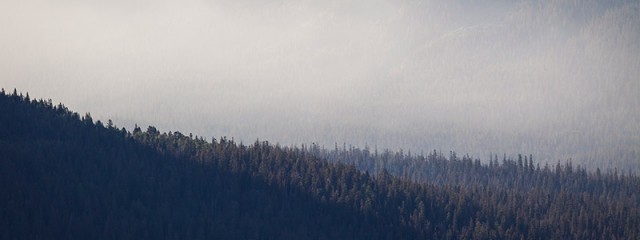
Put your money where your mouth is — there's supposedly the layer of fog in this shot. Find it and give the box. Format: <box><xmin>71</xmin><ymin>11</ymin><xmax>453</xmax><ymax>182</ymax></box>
<box><xmin>1</xmin><ymin>0</ymin><xmax>639</xmax><ymax>170</ymax></box>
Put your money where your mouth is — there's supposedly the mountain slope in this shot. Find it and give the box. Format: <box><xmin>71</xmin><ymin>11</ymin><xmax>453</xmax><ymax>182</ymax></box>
<box><xmin>0</xmin><ymin>90</ymin><xmax>421</xmax><ymax>239</ymax></box>
<box><xmin>1</xmin><ymin>89</ymin><xmax>639</xmax><ymax>239</ymax></box>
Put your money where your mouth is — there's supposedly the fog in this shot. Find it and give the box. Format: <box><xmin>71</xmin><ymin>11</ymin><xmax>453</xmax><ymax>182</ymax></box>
<box><xmin>2</xmin><ymin>0</ymin><xmax>639</xmax><ymax>170</ymax></box>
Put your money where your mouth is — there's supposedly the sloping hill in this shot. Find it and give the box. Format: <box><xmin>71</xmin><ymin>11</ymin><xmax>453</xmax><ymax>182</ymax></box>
<box><xmin>0</xmin><ymin>90</ymin><xmax>423</xmax><ymax>239</ymax></box>
<box><xmin>1</xmin><ymin>89</ymin><xmax>639</xmax><ymax>239</ymax></box>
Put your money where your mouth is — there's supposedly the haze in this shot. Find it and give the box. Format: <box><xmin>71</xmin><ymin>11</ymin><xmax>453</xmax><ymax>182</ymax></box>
<box><xmin>2</xmin><ymin>0</ymin><xmax>639</xmax><ymax>170</ymax></box>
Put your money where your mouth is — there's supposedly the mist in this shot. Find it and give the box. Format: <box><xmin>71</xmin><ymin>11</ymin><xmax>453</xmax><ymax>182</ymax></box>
<box><xmin>1</xmin><ymin>0</ymin><xmax>639</xmax><ymax>170</ymax></box>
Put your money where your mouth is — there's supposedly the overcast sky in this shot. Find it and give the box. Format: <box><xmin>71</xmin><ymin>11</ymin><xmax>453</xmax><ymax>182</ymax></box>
<box><xmin>2</xmin><ymin>0</ymin><xmax>639</xmax><ymax>169</ymax></box>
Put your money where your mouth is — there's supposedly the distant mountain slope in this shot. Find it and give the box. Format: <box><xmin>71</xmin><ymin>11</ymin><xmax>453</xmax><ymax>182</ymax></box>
<box><xmin>1</xmin><ymin>89</ymin><xmax>639</xmax><ymax>239</ymax></box>
<box><xmin>3</xmin><ymin>0</ymin><xmax>639</xmax><ymax>172</ymax></box>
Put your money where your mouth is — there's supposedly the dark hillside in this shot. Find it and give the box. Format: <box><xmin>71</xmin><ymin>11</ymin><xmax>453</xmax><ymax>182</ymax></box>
<box><xmin>0</xmin><ymin>90</ymin><xmax>419</xmax><ymax>239</ymax></box>
<box><xmin>1</xmin><ymin>89</ymin><xmax>639</xmax><ymax>239</ymax></box>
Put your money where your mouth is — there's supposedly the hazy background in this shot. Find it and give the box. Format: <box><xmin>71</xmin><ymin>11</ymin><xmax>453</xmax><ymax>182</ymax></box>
<box><xmin>2</xmin><ymin>0</ymin><xmax>639</xmax><ymax>170</ymax></box>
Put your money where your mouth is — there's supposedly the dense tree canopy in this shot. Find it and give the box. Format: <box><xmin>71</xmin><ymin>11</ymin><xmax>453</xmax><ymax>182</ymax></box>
<box><xmin>1</xmin><ymin>89</ymin><xmax>639</xmax><ymax>239</ymax></box>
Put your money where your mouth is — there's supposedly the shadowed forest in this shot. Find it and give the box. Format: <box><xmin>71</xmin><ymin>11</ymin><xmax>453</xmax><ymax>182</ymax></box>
<box><xmin>2</xmin><ymin>90</ymin><xmax>639</xmax><ymax>239</ymax></box>
<box><xmin>2</xmin><ymin>0</ymin><xmax>639</xmax><ymax>239</ymax></box>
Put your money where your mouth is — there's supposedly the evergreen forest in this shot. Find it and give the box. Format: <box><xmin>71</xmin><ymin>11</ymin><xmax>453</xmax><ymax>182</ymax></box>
<box><xmin>1</xmin><ymin>89</ymin><xmax>639</xmax><ymax>239</ymax></box>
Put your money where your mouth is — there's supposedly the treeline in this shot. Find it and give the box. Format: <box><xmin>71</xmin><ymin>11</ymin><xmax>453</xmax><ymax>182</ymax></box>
<box><xmin>1</xmin><ymin>89</ymin><xmax>639</xmax><ymax>239</ymax></box>
<box><xmin>313</xmin><ymin>144</ymin><xmax>639</xmax><ymax>196</ymax></box>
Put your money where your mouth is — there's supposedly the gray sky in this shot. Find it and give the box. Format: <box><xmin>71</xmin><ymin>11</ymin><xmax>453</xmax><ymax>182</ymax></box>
<box><xmin>2</xmin><ymin>0</ymin><xmax>639</xmax><ymax>170</ymax></box>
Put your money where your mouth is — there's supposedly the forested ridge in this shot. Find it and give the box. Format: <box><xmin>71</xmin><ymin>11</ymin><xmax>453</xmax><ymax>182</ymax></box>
<box><xmin>1</xmin><ymin>89</ymin><xmax>639</xmax><ymax>239</ymax></box>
